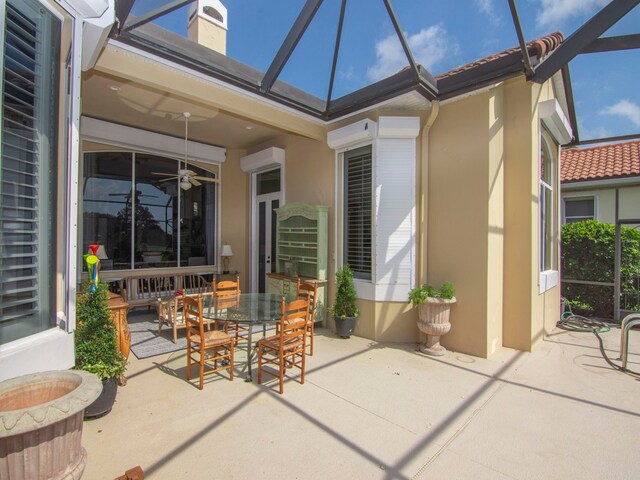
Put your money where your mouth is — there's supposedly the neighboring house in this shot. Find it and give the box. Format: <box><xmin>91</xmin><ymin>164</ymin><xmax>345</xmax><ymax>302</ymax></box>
<box><xmin>561</xmin><ymin>140</ymin><xmax>640</xmax><ymax>224</ymax></box>
<box><xmin>1</xmin><ymin>0</ymin><xmax>582</xmax><ymax>380</ymax></box>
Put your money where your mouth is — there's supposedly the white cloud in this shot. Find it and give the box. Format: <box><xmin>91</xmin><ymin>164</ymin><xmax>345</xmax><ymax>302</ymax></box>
<box><xmin>367</xmin><ymin>25</ymin><xmax>455</xmax><ymax>82</ymax></box>
<box><xmin>579</xmin><ymin>124</ymin><xmax>612</xmax><ymax>141</ymax></box>
<box><xmin>536</xmin><ymin>0</ymin><xmax>608</xmax><ymax>29</ymax></box>
<box><xmin>600</xmin><ymin>99</ymin><xmax>640</xmax><ymax>128</ymax></box>
<box><xmin>474</xmin><ymin>0</ymin><xmax>492</xmax><ymax>15</ymax></box>
<box><xmin>474</xmin><ymin>0</ymin><xmax>501</xmax><ymax>26</ymax></box>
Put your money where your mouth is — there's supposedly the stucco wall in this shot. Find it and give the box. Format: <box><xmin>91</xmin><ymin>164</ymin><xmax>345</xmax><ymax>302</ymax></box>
<box><xmin>562</xmin><ymin>185</ymin><xmax>640</xmax><ymax>224</ymax></box>
<box><xmin>427</xmin><ymin>91</ymin><xmax>494</xmax><ymax>358</ymax></box>
<box><xmin>503</xmin><ymin>78</ymin><xmax>561</xmax><ymax>351</ymax></box>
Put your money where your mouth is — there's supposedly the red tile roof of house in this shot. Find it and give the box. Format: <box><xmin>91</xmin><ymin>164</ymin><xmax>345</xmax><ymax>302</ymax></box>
<box><xmin>561</xmin><ymin>140</ymin><xmax>640</xmax><ymax>183</ymax></box>
<box><xmin>436</xmin><ymin>32</ymin><xmax>564</xmax><ymax>81</ymax></box>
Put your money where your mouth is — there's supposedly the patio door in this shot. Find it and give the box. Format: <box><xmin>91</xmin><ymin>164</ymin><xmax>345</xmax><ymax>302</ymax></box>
<box><xmin>251</xmin><ymin>169</ymin><xmax>282</xmax><ymax>292</ymax></box>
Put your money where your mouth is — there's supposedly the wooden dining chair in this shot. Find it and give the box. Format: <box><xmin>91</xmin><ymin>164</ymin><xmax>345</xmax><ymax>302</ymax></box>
<box><xmin>297</xmin><ymin>278</ymin><xmax>318</xmax><ymax>356</ymax></box>
<box><xmin>257</xmin><ymin>297</ymin><xmax>309</xmax><ymax>394</ymax></box>
<box><xmin>213</xmin><ymin>275</ymin><xmax>246</xmax><ymax>345</ymax></box>
<box><xmin>183</xmin><ymin>293</ymin><xmax>234</xmax><ymax>390</ymax></box>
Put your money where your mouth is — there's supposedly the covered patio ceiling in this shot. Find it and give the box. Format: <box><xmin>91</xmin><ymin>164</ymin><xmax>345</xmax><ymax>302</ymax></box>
<box><xmin>106</xmin><ymin>0</ymin><xmax>640</xmax><ymax>147</ymax></box>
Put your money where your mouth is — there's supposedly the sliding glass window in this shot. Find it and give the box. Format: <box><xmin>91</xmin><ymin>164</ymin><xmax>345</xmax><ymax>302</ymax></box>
<box><xmin>82</xmin><ymin>152</ymin><xmax>216</xmax><ymax>270</ymax></box>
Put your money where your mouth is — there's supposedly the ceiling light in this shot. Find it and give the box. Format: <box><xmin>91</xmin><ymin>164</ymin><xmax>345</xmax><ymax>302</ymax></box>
<box><xmin>245</xmin><ymin>125</ymin><xmax>254</xmax><ymax>130</ymax></box>
<box><xmin>109</xmin><ymin>85</ymin><xmax>120</xmax><ymax>91</ymax></box>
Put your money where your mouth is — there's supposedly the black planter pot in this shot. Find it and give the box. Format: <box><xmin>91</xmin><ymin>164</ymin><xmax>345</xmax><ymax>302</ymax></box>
<box><xmin>335</xmin><ymin>316</ymin><xmax>358</xmax><ymax>338</ymax></box>
<box><xmin>84</xmin><ymin>377</ymin><xmax>117</xmax><ymax>419</ymax></box>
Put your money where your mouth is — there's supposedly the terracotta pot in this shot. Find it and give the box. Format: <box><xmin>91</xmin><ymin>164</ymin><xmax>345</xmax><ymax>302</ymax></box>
<box><xmin>416</xmin><ymin>297</ymin><xmax>456</xmax><ymax>356</ymax></box>
<box><xmin>0</xmin><ymin>370</ymin><xmax>102</xmax><ymax>479</ymax></box>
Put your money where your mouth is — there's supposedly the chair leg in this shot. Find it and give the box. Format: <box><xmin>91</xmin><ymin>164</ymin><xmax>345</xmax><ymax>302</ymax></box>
<box><xmin>186</xmin><ymin>343</ymin><xmax>191</xmax><ymax>381</ymax></box>
<box><xmin>257</xmin><ymin>344</ymin><xmax>263</xmax><ymax>384</ymax></box>
<box><xmin>229</xmin><ymin>344</ymin><xmax>234</xmax><ymax>381</ymax></box>
<box><xmin>173</xmin><ymin>325</ymin><xmax>177</xmax><ymax>344</ymax></box>
<box><xmin>309</xmin><ymin>322</ymin><xmax>314</xmax><ymax>356</ymax></box>
<box><xmin>199</xmin><ymin>347</ymin><xmax>205</xmax><ymax>390</ymax></box>
<box><xmin>301</xmin><ymin>348</ymin><xmax>306</xmax><ymax>385</ymax></box>
<box><xmin>279</xmin><ymin>351</ymin><xmax>284</xmax><ymax>395</ymax></box>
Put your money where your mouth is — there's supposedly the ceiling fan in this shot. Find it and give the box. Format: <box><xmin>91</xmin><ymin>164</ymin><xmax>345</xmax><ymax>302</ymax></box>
<box><xmin>152</xmin><ymin>112</ymin><xmax>219</xmax><ymax>191</ymax></box>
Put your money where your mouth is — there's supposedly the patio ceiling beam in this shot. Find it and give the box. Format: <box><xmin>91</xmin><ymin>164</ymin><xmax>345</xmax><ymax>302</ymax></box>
<box><xmin>114</xmin><ymin>0</ymin><xmax>135</xmax><ymax>32</ymax></box>
<box><xmin>532</xmin><ymin>0</ymin><xmax>640</xmax><ymax>83</ymax></box>
<box><xmin>326</xmin><ymin>0</ymin><xmax>347</xmax><ymax>108</ymax></box>
<box><xmin>122</xmin><ymin>0</ymin><xmax>196</xmax><ymax>33</ymax></box>
<box><xmin>260</xmin><ymin>0</ymin><xmax>324</xmax><ymax>94</ymax></box>
<box><xmin>382</xmin><ymin>0</ymin><xmax>423</xmax><ymax>81</ymax></box>
<box><xmin>571</xmin><ymin>132</ymin><xmax>640</xmax><ymax>146</ymax></box>
<box><xmin>581</xmin><ymin>33</ymin><xmax>640</xmax><ymax>54</ymax></box>
<box><xmin>507</xmin><ymin>0</ymin><xmax>534</xmax><ymax>78</ymax></box>
<box><xmin>561</xmin><ymin>64</ymin><xmax>579</xmax><ymax>145</ymax></box>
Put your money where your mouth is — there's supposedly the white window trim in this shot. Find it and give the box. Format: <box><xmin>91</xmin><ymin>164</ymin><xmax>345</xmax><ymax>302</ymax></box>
<box><xmin>538</xmin><ymin>99</ymin><xmax>569</xmax><ymax>294</ymax></box>
<box><xmin>329</xmin><ymin>117</ymin><xmax>419</xmax><ymax>302</ymax></box>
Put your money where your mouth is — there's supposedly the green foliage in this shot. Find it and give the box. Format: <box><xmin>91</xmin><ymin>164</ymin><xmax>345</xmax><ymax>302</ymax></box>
<box><xmin>75</xmin><ymin>282</ymin><xmax>126</xmax><ymax>380</ymax></box>
<box><xmin>408</xmin><ymin>281</ymin><xmax>456</xmax><ymax>307</ymax></box>
<box><xmin>330</xmin><ymin>265</ymin><xmax>360</xmax><ymax>319</ymax></box>
<box><xmin>562</xmin><ymin>220</ymin><xmax>640</xmax><ymax>317</ymax></box>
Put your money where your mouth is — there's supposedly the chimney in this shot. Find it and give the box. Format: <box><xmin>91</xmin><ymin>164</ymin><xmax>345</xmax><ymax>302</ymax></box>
<box><xmin>187</xmin><ymin>0</ymin><xmax>227</xmax><ymax>55</ymax></box>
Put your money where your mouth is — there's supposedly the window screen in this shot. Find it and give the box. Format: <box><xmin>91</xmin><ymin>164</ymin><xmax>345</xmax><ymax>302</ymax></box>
<box><xmin>344</xmin><ymin>146</ymin><xmax>372</xmax><ymax>280</ymax></box>
<box><xmin>564</xmin><ymin>197</ymin><xmax>595</xmax><ymax>223</ymax></box>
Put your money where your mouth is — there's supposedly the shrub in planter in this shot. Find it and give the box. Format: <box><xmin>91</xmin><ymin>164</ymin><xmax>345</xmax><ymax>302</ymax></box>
<box><xmin>75</xmin><ymin>281</ymin><xmax>126</xmax><ymax>417</ymax></box>
<box><xmin>330</xmin><ymin>265</ymin><xmax>360</xmax><ymax>338</ymax></box>
<box><xmin>409</xmin><ymin>282</ymin><xmax>456</xmax><ymax>356</ymax></box>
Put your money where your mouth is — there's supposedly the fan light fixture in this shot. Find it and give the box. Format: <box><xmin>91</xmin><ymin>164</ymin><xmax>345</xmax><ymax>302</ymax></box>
<box><xmin>152</xmin><ymin>111</ymin><xmax>220</xmax><ymax>189</ymax></box>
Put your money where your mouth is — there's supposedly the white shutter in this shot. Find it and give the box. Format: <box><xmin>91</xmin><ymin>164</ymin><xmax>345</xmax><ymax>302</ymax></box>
<box><xmin>375</xmin><ymin>138</ymin><xmax>415</xmax><ymax>290</ymax></box>
<box><xmin>1</xmin><ymin>0</ymin><xmax>58</xmax><ymax>341</ymax></box>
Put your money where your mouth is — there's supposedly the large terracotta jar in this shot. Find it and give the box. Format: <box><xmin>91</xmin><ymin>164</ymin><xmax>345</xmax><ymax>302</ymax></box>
<box><xmin>0</xmin><ymin>370</ymin><xmax>102</xmax><ymax>479</ymax></box>
<box><xmin>416</xmin><ymin>297</ymin><xmax>457</xmax><ymax>356</ymax></box>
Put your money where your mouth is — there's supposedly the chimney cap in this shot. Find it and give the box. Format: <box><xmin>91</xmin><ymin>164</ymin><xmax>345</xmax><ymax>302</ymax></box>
<box><xmin>188</xmin><ymin>0</ymin><xmax>228</xmax><ymax>30</ymax></box>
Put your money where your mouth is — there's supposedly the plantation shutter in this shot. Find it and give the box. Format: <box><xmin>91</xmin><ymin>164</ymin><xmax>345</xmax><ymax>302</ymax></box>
<box><xmin>1</xmin><ymin>0</ymin><xmax>59</xmax><ymax>343</ymax></box>
<box><xmin>344</xmin><ymin>146</ymin><xmax>372</xmax><ymax>280</ymax></box>
<box><xmin>375</xmin><ymin>138</ymin><xmax>414</xmax><ymax>287</ymax></box>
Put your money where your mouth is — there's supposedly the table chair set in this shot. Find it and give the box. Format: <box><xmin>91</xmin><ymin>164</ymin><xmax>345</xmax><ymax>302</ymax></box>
<box><xmin>156</xmin><ymin>276</ymin><xmax>319</xmax><ymax>393</ymax></box>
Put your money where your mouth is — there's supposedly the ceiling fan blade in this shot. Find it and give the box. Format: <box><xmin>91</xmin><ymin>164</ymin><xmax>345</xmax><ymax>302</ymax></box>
<box><xmin>189</xmin><ymin>177</ymin><xmax>202</xmax><ymax>186</ymax></box>
<box><xmin>152</xmin><ymin>172</ymin><xmax>178</xmax><ymax>177</ymax></box>
<box><xmin>192</xmin><ymin>176</ymin><xmax>220</xmax><ymax>183</ymax></box>
<box><xmin>158</xmin><ymin>177</ymin><xmax>178</xmax><ymax>183</ymax></box>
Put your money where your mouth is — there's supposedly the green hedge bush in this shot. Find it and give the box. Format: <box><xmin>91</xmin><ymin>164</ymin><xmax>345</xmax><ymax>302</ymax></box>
<box><xmin>561</xmin><ymin>220</ymin><xmax>640</xmax><ymax>317</ymax></box>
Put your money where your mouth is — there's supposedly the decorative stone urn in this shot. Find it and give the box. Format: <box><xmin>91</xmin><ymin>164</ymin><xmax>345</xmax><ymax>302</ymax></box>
<box><xmin>0</xmin><ymin>370</ymin><xmax>102</xmax><ymax>480</ymax></box>
<box><xmin>416</xmin><ymin>297</ymin><xmax>457</xmax><ymax>356</ymax></box>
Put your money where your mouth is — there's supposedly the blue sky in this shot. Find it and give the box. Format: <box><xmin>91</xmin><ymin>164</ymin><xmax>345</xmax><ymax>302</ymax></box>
<box><xmin>133</xmin><ymin>0</ymin><xmax>640</xmax><ymax>142</ymax></box>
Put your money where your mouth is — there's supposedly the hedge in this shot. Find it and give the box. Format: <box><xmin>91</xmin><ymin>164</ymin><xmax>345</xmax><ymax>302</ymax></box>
<box><xmin>561</xmin><ymin>220</ymin><xmax>640</xmax><ymax>317</ymax></box>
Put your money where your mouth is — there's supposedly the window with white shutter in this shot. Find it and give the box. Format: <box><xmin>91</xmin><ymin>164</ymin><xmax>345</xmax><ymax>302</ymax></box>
<box><xmin>1</xmin><ymin>0</ymin><xmax>60</xmax><ymax>344</ymax></box>
<box><xmin>344</xmin><ymin>146</ymin><xmax>372</xmax><ymax>280</ymax></box>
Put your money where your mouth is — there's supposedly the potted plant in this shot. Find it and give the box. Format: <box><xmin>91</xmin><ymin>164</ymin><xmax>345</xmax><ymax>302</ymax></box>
<box><xmin>75</xmin><ymin>281</ymin><xmax>127</xmax><ymax>418</ymax></box>
<box><xmin>330</xmin><ymin>265</ymin><xmax>360</xmax><ymax>338</ymax></box>
<box><xmin>408</xmin><ymin>282</ymin><xmax>456</xmax><ymax>356</ymax></box>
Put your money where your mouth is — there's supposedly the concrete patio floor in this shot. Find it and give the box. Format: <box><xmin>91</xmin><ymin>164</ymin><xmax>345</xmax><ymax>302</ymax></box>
<box><xmin>82</xmin><ymin>322</ymin><xmax>640</xmax><ymax>480</ymax></box>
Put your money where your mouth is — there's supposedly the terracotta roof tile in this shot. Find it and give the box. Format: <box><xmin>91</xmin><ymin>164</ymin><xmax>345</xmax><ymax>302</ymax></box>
<box><xmin>561</xmin><ymin>140</ymin><xmax>640</xmax><ymax>183</ymax></box>
<box><xmin>435</xmin><ymin>32</ymin><xmax>564</xmax><ymax>81</ymax></box>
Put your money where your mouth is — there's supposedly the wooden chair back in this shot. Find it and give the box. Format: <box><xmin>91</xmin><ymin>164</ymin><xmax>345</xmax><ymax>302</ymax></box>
<box><xmin>279</xmin><ymin>297</ymin><xmax>309</xmax><ymax>346</ymax></box>
<box><xmin>213</xmin><ymin>275</ymin><xmax>240</xmax><ymax>297</ymax></box>
<box><xmin>183</xmin><ymin>294</ymin><xmax>205</xmax><ymax>340</ymax></box>
<box><xmin>297</xmin><ymin>279</ymin><xmax>318</xmax><ymax>355</ymax></box>
<box><xmin>213</xmin><ymin>276</ymin><xmax>243</xmax><ymax>342</ymax></box>
<box><xmin>296</xmin><ymin>279</ymin><xmax>318</xmax><ymax>322</ymax></box>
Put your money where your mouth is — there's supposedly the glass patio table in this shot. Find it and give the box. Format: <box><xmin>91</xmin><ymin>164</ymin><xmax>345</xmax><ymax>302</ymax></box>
<box><xmin>201</xmin><ymin>293</ymin><xmax>283</xmax><ymax>381</ymax></box>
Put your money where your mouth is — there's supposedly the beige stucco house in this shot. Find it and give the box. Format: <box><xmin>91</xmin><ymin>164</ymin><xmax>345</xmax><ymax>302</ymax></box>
<box><xmin>1</xmin><ymin>0</ymin><xmax>580</xmax><ymax>380</ymax></box>
<box><xmin>561</xmin><ymin>140</ymin><xmax>640</xmax><ymax>225</ymax></box>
